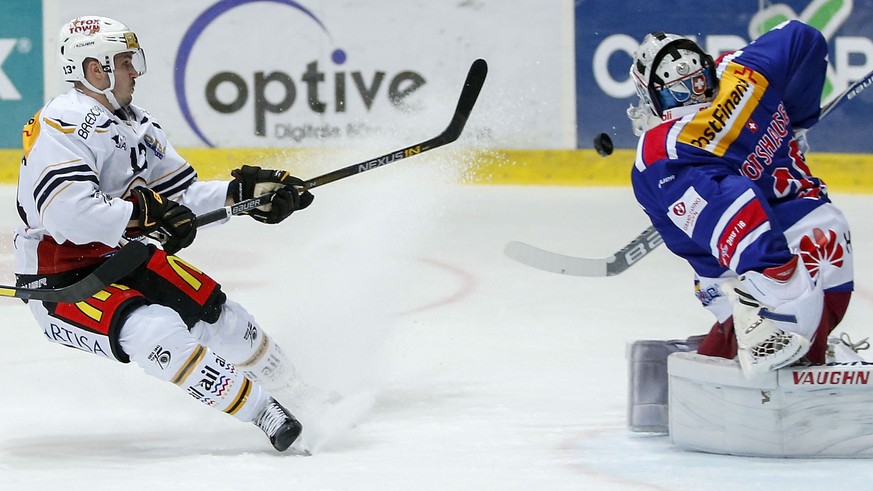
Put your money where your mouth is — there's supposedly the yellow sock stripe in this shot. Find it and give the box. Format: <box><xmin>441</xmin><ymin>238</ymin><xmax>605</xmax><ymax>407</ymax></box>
<box><xmin>171</xmin><ymin>344</ymin><xmax>207</xmax><ymax>385</ymax></box>
<box><xmin>224</xmin><ymin>377</ymin><xmax>252</xmax><ymax>416</ymax></box>
<box><xmin>236</xmin><ymin>334</ymin><xmax>269</xmax><ymax>368</ymax></box>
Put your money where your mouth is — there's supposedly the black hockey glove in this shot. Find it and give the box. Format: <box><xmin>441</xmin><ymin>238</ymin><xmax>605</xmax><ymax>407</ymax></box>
<box><xmin>127</xmin><ymin>187</ymin><xmax>197</xmax><ymax>255</ymax></box>
<box><xmin>229</xmin><ymin>165</ymin><xmax>314</xmax><ymax>224</ymax></box>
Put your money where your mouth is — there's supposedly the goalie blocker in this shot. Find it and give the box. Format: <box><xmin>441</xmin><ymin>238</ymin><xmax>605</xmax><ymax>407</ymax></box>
<box><xmin>628</xmin><ymin>338</ymin><xmax>873</xmax><ymax>457</ymax></box>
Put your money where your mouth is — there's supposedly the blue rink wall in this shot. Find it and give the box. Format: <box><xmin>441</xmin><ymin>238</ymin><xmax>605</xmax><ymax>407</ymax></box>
<box><xmin>575</xmin><ymin>0</ymin><xmax>873</xmax><ymax>154</ymax></box>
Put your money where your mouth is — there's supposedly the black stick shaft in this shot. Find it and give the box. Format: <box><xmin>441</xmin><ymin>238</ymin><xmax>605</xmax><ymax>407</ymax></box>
<box><xmin>196</xmin><ymin>59</ymin><xmax>488</xmax><ymax>228</ymax></box>
<box><xmin>1</xmin><ymin>241</ymin><xmax>149</xmax><ymax>302</ymax></box>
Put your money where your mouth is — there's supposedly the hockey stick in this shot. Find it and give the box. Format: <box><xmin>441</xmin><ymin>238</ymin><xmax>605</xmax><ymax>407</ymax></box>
<box><xmin>504</xmin><ymin>226</ymin><xmax>663</xmax><ymax>277</ymax></box>
<box><xmin>505</xmin><ymin>68</ymin><xmax>872</xmax><ymax>277</ymax></box>
<box><xmin>818</xmin><ymin>67</ymin><xmax>873</xmax><ymax>120</ymax></box>
<box><xmin>0</xmin><ymin>241</ymin><xmax>149</xmax><ymax>302</ymax></box>
<box><xmin>194</xmin><ymin>58</ymin><xmax>488</xmax><ymax>229</ymax></box>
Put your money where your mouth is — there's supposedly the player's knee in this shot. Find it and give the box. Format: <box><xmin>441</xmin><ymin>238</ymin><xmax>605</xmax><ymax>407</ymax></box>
<box><xmin>201</xmin><ymin>288</ymin><xmax>227</xmax><ymax>324</ymax></box>
<box><xmin>191</xmin><ymin>299</ymin><xmax>260</xmax><ymax>358</ymax></box>
<box><xmin>118</xmin><ymin>304</ymin><xmax>200</xmax><ymax>381</ymax></box>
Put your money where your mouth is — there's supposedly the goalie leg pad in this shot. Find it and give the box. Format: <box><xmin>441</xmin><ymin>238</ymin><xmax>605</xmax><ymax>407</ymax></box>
<box><xmin>669</xmin><ymin>351</ymin><xmax>873</xmax><ymax>457</ymax></box>
<box><xmin>808</xmin><ymin>290</ymin><xmax>853</xmax><ymax>364</ymax></box>
<box><xmin>626</xmin><ymin>336</ymin><xmax>702</xmax><ymax>433</ymax></box>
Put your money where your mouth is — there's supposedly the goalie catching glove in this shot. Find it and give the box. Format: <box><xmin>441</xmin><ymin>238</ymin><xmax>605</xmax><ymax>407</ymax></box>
<box><xmin>728</xmin><ymin>256</ymin><xmax>824</xmax><ymax>377</ymax></box>
<box><xmin>229</xmin><ymin>165</ymin><xmax>314</xmax><ymax>224</ymax></box>
<box><xmin>126</xmin><ymin>187</ymin><xmax>197</xmax><ymax>255</ymax></box>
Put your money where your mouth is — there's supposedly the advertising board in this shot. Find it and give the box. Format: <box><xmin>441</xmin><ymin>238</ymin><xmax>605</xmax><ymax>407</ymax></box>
<box><xmin>576</xmin><ymin>0</ymin><xmax>873</xmax><ymax>152</ymax></box>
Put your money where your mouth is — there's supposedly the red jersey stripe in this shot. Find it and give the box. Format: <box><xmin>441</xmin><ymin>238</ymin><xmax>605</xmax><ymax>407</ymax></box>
<box><xmin>641</xmin><ymin>122</ymin><xmax>673</xmax><ymax>166</ymax></box>
<box><xmin>716</xmin><ymin>199</ymin><xmax>769</xmax><ymax>267</ymax></box>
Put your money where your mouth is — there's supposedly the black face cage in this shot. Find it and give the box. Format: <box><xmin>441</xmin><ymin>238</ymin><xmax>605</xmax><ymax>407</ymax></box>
<box><xmin>646</xmin><ymin>38</ymin><xmax>717</xmax><ymax>117</ymax></box>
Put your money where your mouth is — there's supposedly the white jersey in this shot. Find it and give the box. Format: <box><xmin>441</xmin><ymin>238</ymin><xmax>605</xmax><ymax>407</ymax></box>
<box><xmin>15</xmin><ymin>88</ymin><xmax>228</xmax><ymax>277</ymax></box>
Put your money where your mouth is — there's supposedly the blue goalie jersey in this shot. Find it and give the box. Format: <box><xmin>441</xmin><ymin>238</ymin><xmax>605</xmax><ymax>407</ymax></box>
<box><xmin>631</xmin><ymin>20</ymin><xmax>831</xmax><ymax>278</ymax></box>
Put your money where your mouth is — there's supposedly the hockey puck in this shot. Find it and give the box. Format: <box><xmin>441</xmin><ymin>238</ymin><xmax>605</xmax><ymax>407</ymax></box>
<box><xmin>593</xmin><ymin>132</ymin><xmax>614</xmax><ymax>157</ymax></box>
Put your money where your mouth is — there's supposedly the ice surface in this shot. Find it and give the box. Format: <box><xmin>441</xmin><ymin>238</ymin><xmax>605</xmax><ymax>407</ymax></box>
<box><xmin>2</xmin><ymin>160</ymin><xmax>873</xmax><ymax>490</ymax></box>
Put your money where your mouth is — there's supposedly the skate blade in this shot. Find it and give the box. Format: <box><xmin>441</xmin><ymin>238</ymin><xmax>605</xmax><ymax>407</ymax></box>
<box><xmin>287</xmin><ymin>434</ymin><xmax>312</xmax><ymax>456</ymax></box>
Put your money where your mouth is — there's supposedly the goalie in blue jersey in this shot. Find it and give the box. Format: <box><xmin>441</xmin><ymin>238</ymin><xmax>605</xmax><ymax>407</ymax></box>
<box><xmin>627</xmin><ymin>20</ymin><xmax>854</xmax><ymax>375</ymax></box>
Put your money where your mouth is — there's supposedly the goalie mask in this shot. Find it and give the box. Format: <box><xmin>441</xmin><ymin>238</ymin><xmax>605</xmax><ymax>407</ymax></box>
<box><xmin>57</xmin><ymin>16</ymin><xmax>147</xmax><ymax>110</ymax></box>
<box><xmin>629</xmin><ymin>32</ymin><xmax>717</xmax><ymax>121</ymax></box>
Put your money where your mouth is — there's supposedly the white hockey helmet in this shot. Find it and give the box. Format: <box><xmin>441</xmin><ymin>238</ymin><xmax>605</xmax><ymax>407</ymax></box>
<box><xmin>57</xmin><ymin>16</ymin><xmax>146</xmax><ymax>108</ymax></box>
<box><xmin>630</xmin><ymin>32</ymin><xmax>717</xmax><ymax>119</ymax></box>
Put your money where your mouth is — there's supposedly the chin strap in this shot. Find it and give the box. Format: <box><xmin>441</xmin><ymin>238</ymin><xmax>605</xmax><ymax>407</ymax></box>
<box><xmin>80</xmin><ymin>74</ymin><xmax>123</xmax><ymax>111</ymax></box>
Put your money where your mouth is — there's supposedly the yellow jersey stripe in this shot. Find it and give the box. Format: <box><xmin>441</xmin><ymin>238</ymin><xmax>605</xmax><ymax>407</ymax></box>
<box><xmin>678</xmin><ymin>63</ymin><xmax>769</xmax><ymax>156</ymax></box>
<box><xmin>42</xmin><ymin>117</ymin><xmax>76</xmax><ymax>134</ymax></box>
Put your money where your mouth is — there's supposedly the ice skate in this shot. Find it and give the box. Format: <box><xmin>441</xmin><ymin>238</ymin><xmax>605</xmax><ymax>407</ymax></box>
<box><xmin>253</xmin><ymin>397</ymin><xmax>308</xmax><ymax>454</ymax></box>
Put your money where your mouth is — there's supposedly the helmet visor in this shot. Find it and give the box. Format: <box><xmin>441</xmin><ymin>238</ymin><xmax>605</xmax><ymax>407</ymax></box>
<box><xmin>114</xmin><ymin>31</ymin><xmax>146</xmax><ymax>76</ymax></box>
<box><xmin>131</xmin><ymin>49</ymin><xmax>147</xmax><ymax>77</ymax></box>
<box><xmin>113</xmin><ymin>48</ymin><xmax>147</xmax><ymax>77</ymax></box>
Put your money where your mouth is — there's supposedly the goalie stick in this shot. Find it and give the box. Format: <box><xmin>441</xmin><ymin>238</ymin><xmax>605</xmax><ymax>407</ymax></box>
<box><xmin>0</xmin><ymin>241</ymin><xmax>149</xmax><ymax>302</ymax></box>
<box><xmin>193</xmin><ymin>58</ymin><xmax>488</xmax><ymax>229</ymax></box>
<box><xmin>504</xmin><ymin>226</ymin><xmax>663</xmax><ymax>277</ymax></box>
<box><xmin>505</xmin><ymin>67</ymin><xmax>873</xmax><ymax>277</ymax></box>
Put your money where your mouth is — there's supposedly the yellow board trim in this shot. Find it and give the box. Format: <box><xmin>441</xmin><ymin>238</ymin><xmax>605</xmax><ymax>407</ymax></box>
<box><xmin>2</xmin><ymin>147</ymin><xmax>873</xmax><ymax>193</ymax></box>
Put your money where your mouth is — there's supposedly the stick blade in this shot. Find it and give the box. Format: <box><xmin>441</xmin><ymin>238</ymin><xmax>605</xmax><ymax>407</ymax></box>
<box><xmin>503</xmin><ymin>241</ymin><xmax>611</xmax><ymax>277</ymax></box>
<box><xmin>440</xmin><ymin>59</ymin><xmax>488</xmax><ymax>142</ymax></box>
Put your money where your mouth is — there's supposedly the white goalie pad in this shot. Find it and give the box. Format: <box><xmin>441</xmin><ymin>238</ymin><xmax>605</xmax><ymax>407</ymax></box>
<box><xmin>626</xmin><ymin>337</ymin><xmax>702</xmax><ymax>433</ymax></box>
<box><xmin>669</xmin><ymin>351</ymin><xmax>873</xmax><ymax>458</ymax></box>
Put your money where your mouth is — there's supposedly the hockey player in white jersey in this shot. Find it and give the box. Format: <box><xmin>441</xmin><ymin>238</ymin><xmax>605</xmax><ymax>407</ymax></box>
<box><xmin>16</xmin><ymin>16</ymin><xmax>317</xmax><ymax>452</ymax></box>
